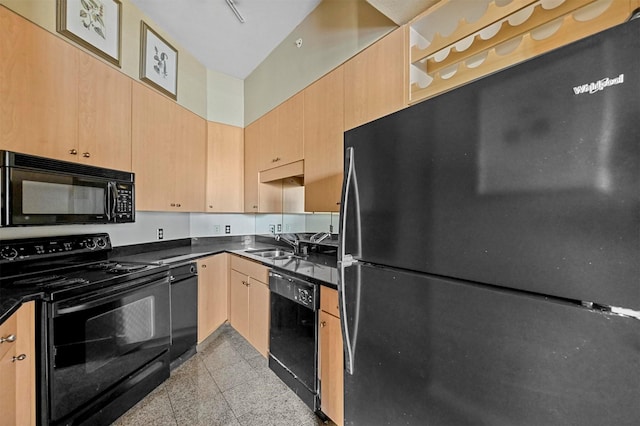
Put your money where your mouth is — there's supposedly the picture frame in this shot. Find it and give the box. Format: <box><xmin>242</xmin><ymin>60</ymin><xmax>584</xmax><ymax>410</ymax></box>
<box><xmin>140</xmin><ymin>21</ymin><xmax>178</xmax><ymax>100</ymax></box>
<box><xmin>57</xmin><ymin>0</ymin><xmax>122</xmax><ymax>67</ymax></box>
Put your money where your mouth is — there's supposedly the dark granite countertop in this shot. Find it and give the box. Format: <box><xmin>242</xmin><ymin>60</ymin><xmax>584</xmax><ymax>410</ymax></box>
<box><xmin>0</xmin><ymin>235</ymin><xmax>339</xmax><ymax>324</ymax></box>
<box><xmin>113</xmin><ymin>235</ymin><xmax>339</xmax><ymax>288</ymax></box>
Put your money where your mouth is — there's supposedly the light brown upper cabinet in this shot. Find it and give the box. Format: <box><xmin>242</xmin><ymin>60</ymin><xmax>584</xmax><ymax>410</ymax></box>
<box><xmin>244</xmin><ymin>118</ymin><xmax>284</xmax><ymax>213</ymax></box>
<box><xmin>207</xmin><ymin>122</ymin><xmax>244</xmax><ymax>212</ymax></box>
<box><xmin>258</xmin><ymin>92</ymin><xmax>304</xmax><ymax>171</ymax></box>
<box><xmin>0</xmin><ymin>7</ymin><xmax>132</xmax><ymax>171</ymax></box>
<box><xmin>132</xmin><ymin>81</ymin><xmax>206</xmax><ymax>212</ymax></box>
<box><xmin>344</xmin><ymin>27</ymin><xmax>407</xmax><ymax>131</ymax></box>
<box><xmin>78</xmin><ymin>54</ymin><xmax>132</xmax><ymax>171</ymax></box>
<box><xmin>244</xmin><ymin>120</ymin><xmax>261</xmax><ymax>213</ymax></box>
<box><xmin>304</xmin><ymin>67</ymin><xmax>344</xmax><ymax>212</ymax></box>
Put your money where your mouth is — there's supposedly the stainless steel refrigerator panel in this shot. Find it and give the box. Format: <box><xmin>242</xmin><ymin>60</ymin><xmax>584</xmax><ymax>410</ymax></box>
<box><xmin>341</xmin><ymin>18</ymin><xmax>640</xmax><ymax>309</ymax></box>
<box><xmin>341</xmin><ymin>263</ymin><xmax>640</xmax><ymax>426</ymax></box>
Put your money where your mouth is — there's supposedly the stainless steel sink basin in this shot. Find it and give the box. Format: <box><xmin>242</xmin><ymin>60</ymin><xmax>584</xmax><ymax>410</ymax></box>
<box><xmin>245</xmin><ymin>248</ymin><xmax>295</xmax><ymax>258</ymax></box>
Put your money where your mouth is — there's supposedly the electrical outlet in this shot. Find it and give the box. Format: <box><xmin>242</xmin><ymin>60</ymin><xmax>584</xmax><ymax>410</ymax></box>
<box><xmin>277</xmin><ymin>224</ymin><xmax>282</xmax><ymax>232</ymax></box>
<box><xmin>225</xmin><ymin>225</ymin><xmax>231</xmax><ymax>234</ymax></box>
<box><xmin>329</xmin><ymin>224</ymin><xmax>334</xmax><ymax>233</ymax></box>
<box><xmin>269</xmin><ymin>225</ymin><xmax>275</xmax><ymax>234</ymax></box>
<box><xmin>214</xmin><ymin>225</ymin><xmax>221</xmax><ymax>234</ymax></box>
<box><xmin>157</xmin><ymin>228</ymin><xmax>164</xmax><ymax>240</ymax></box>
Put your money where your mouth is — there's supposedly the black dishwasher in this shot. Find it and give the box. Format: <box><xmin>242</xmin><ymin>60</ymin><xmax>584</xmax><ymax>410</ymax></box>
<box><xmin>169</xmin><ymin>262</ymin><xmax>198</xmax><ymax>369</ymax></box>
<box><xmin>269</xmin><ymin>271</ymin><xmax>319</xmax><ymax>411</ymax></box>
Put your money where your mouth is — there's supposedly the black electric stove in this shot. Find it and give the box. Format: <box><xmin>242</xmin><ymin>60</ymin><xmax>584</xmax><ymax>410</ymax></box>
<box><xmin>0</xmin><ymin>233</ymin><xmax>172</xmax><ymax>426</ymax></box>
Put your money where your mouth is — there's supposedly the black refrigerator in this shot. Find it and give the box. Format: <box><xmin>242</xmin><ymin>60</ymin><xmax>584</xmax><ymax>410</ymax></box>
<box><xmin>338</xmin><ymin>15</ymin><xmax>640</xmax><ymax>426</ymax></box>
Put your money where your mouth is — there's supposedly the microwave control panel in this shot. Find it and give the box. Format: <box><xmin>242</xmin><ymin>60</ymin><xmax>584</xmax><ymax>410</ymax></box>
<box><xmin>114</xmin><ymin>183</ymin><xmax>134</xmax><ymax>221</ymax></box>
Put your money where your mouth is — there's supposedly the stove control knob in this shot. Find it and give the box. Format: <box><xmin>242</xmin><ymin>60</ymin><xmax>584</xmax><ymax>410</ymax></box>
<box><xmin>84</xmin><ymin>239</ymin><xmax>96</xmax><ymax>250</ymax></box>
<box><xmin>96</xmin><ymin>237</ymin><xmax>107</xmax><ymax>248</ymax></box>
<box><xmin>0</xmin><ymin>246</ymin><xmax>18</xmax><ymax>260</ymax></box>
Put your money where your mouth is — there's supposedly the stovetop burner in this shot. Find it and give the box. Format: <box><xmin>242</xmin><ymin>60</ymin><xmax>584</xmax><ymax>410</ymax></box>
<box><xmin>0</xmin><ymin>234</ymin><xmax>165</xmax><ymax>299</ymax></box>
<box><xmin>87</xmin><ymin>262</ymin><xmax>149</xmax><ymax>274</ymax></box>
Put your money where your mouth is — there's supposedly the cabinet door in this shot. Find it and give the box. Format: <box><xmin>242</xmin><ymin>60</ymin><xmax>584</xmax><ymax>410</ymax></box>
<box><xmin>319</xmin><ymin>310</ymin><xmax>344</xmax><ymax>426</ymax></box>
<box><xmin>15</xmin><ymin>302</ymin><xmax>35</xmax><ymax>426</ymax></box>
<box><xmin>132</xmin><ymin>82</ymin><xmax>177</xmax><ymax>211</ymax></box>
<box><xmin>229</xmin><ymin>270</ymin><xmax>250</xmax><ymax>340</ymax></box>
<box><xmin>276</xmin><ymin>91</ymin><xmax>304</xmax><ymax>166</ymax></box>
<box><xmin>207</xmin><ymin>122</ymin><xmax>244</xmax><ymax>212</ymax></box>
<box><xmin>304</xmin><ymin>67</ymin><xmax>344</xmax><ymax>212</ymax></box>
<box><xmin>259</xmin><ymin>92</ymin><xmax>304</xmax><ymax>171</ymax></box>
<box><xmin>0</xmin><ymin>302</ymin><xmax>35</xmax><ymax>426</ymax></box>
<box><xmin>344</xmin><ymin>27</ymin><xmax>406</xmax><ymax>130</ymax></box>
<box><xmin>258</xmin><ymin>107</ymin><xmax>279</xmax><ymax>171</ymax></box>
<box><xmin>0</xmin><ymin>6</ymin><xmax>78</xmax><ymax>160</ymax></box>
<box><xmin>174</xmin><ymin>107</ymin><xmax>206</xmax><ymax>212</ymax></box>
<box><xmin>244</xmin><ymin>120</ymin><xmax>260</xmax><ymax>212</ymax></box>
<box><xmin>248</xmin><ymin>278</ymin><xmax>270</xmax><ymax>357</ymax></box>
<box><xmin>78</xmin><ymin>54</ymin><xmax>132</xmax><ymax>171</ymax></box>
<box><xmin>0</xmin><ymin>343</ymin><xmax>17</xmax><ymax>426</ymax></box>
<box><xmin>197</xmin><ymin>254</ymin><xmax>229</xmax><ymax>343</ymax></box>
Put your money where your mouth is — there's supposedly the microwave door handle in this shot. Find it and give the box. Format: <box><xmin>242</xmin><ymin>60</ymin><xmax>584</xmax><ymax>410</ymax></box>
<box><xmin>107</xmin><ymin>182</ymin><xmax>117</xmax><ymax>221</ymax></box>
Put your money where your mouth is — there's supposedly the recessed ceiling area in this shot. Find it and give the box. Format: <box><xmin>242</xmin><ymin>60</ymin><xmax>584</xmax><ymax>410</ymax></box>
<box><xmin>129</xmin><ymin>0</ymin><xmax>322</xmax><ymax>79</ymax></box>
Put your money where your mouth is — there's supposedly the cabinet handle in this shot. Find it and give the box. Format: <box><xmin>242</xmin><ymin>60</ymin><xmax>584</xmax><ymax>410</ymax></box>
<box><xmin>82</xmin><ymin>152</ymin><xmax>91</xmax><ymax>158</ymax></box>
<box><xmin>176</xmin><ymin>203</ymin><xmax>181</xmax><ymax>207</ymax></box>
<box><xmin>209</xmin><ymin>205</ymin><xmax>213</xmax><ymax>208</ymax></box>
<box><xmin>201</xmin><ymin>264</ymin><xmax>207</xmax><ymax>268</ymax></box>
<box><xmin>272</xmin><ymin>157</ymin><xmax>281</xmax><ymax>163</ymax></box>
<box><xmin>252</xmin><ymin>205</ymin><xmax>258</xmax><ymax>209</ymax></box>
<box><xmin>336</xmin><ymin>202</ymin><xmax>341</xmax><ymax>205</ymax></box>
<box><xmin>1</xmin><ymin>334</ymin><xmax>16</xmax><ymax>343</ymax></box>
<box><xmin>12</xmin><ymin>354</ymin><xmax>27</xmax><ymax>362</ymax></box>
<box><xmin>170</xmin><ymin>203</ymin><xmax>176</xmax><ymax>207</ymax></box>
<box><xmin>320</xmin><ymin>321</ymin><xmax>326</xmax><ymax>328</ymax></box>
<box><xmin>69</xmin><ymin>149</ymin><xmax>78</xmax><ymax>155</ymax></box>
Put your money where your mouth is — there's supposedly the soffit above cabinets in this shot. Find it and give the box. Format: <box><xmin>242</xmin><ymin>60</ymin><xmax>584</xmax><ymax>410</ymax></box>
<box><xmin>366</xmin><ymin>0</ymin><xmax>442</xmax><ymax>24</ymax></box>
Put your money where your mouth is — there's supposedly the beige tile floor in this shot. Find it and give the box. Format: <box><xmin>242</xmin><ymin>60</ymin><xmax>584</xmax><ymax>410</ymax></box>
<box><xmin>113</xmin><ymin>324</ymin><xmax>323</xmax><ymax>426</ymax></box>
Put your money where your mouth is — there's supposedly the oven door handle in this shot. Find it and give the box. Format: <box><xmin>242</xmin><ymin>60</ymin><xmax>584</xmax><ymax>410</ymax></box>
<box><xmin>54</xmin><ymin>275</ymin><xmax>169</xmax><ymax>316</ymax></box>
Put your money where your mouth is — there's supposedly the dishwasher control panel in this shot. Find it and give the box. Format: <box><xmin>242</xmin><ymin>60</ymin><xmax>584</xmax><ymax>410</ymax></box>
<box><xmin>269</xmin><ymin>271</ymin><xmax>318</xmax><ymax>310</ymax></box>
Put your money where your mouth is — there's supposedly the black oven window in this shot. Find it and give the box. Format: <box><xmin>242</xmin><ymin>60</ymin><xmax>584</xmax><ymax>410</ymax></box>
<box><xmin>85</xmin><ymin>296</ymin><xmax>155</xmax><ymax>373</ymax></box>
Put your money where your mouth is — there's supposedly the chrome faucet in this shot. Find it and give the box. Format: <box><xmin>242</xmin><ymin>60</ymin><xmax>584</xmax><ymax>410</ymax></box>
<box><xmin>274</xmin><ymin>234</ymin><xmax>300</xmax><ymax>254</ymax></box>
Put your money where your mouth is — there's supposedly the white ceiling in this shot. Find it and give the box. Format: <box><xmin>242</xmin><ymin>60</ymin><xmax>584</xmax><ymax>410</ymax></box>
<box><xmin>129</xmin><ymin>0</ymin><xmax>441</xmax><ymax>80</ymax></box>
<box><xmin>129</xmin><ymin>0</ymin><xmax>322</xmax><ymax>80</ymax></box>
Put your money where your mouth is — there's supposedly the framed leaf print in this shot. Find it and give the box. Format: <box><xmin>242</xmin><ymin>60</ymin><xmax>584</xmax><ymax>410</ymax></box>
<box><xmin>140</xmin><ymin>21</ymin><xmax>178</xmax><ymax>100</ymax></box>
<box><xmin>57</xmin><ymin>0</ymin><xmax>122</xmax><ymax>67</ymax></box>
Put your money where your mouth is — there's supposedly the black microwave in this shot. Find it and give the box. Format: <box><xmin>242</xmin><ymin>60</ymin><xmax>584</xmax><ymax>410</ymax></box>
<box><xmin>1</xmin><ymin>151</ymin><xmax>135</xmax><ymax>226</ymax></box>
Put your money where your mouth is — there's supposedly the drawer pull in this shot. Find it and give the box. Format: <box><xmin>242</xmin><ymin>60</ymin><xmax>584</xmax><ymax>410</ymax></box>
<box><xmin>0</xmin><ymin>334</ymin><xmax>16</xmax><ymax>343</ymax></box>
<box><xmin>82</xmin><ymin>152</ymin><xmax>91</xmax><ymax>158</ymax></box>
<box><xmin>320</xmin><ymin>321</ymin><xmax>326</xmax><ymax>328</ymax></box>
<box><xmin>69</xmin><ymin>149</ymin><xmax>78</xmax><ymax>155</ymax></box>
<box><xmin>12</xmin><ymin>354</ymin><xmax>27</xmax><ymax>362</ymax></box>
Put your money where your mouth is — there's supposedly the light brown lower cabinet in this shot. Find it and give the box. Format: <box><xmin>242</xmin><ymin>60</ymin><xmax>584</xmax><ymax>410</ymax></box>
<box><xmin>319</xmin><ymin>287</ymin><xmax>344</xmax><ymax>426</ymax></box>
<box><xmin>0</xmin><ymin>301</ymin><xmax>36</xmax><ymax>426</ymax></box>
<box><xmin>197</xmin><ymin>254</ymin><xmax>229</xmax><ymax>344</ymax></box>
<box><xmin>229</xmin><ymin>255</ymin><xmax>270</xmax><ymax>357</ymax></box>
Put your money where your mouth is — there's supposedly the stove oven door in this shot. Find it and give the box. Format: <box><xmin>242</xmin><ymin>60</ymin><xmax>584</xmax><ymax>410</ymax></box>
<box><xmin>47</xmin><ymin>274</ymin><xmax>170</xmax><ymax>424</ymax></box>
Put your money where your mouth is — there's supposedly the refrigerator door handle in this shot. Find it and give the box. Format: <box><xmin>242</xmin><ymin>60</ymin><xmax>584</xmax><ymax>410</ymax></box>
<box><xmin>339</xmin><ymin>146</ymin><xmax>360</xmax><ymax>375</ymax></box>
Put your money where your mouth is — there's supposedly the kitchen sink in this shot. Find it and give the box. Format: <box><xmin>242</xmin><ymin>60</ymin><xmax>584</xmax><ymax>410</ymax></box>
<box><xmin>244</xmin><ymin>248</ymin><xmax>295</xmax><ymax>258</ymax></box>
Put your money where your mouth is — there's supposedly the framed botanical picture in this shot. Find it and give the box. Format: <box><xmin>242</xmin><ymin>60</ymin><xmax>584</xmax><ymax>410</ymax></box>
<box><xmin>57</xmin><ymin>0</ymin><xmax>122</xmax><ymax>67</ymax></box>
<box><xmin>140</xmin><ymin>21</ymin><xmax>178</xmax><ymax>100</ymax></box>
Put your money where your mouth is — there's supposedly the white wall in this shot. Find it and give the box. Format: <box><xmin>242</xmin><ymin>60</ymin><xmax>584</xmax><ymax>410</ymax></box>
<box><xmin>0</xmin><ymin>212</ymin><xmax>190</xmax><ymax>247</ymax></box>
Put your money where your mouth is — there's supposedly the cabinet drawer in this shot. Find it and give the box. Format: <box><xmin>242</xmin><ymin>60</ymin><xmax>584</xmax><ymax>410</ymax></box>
<box><xmin>231</xmin><ymin>255</ymin><xmax>269</xmax><ymax>284</ymax></box>
<box><xmin>0</xmin><ymin>311</ymin><xmax>18</xmax><ymax>359</ymax></box>
<box><xmin>321</xmin><ymin>286</ymin><xmax>340</xmax><ymax>318</ymax></box>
